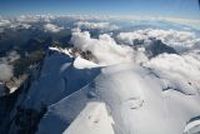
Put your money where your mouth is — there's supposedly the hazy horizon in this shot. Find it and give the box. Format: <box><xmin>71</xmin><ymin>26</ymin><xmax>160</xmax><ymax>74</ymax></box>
<box><xmin>1</xmin><ymin>0</ymin><xmax>200</xmax><ymax>19</ymax></box>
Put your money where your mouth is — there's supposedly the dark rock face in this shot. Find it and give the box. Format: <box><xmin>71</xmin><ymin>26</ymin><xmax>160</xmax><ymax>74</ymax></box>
<box><xmin>0</xmin><ymin>77</ymin><xmax>31</xmax><ymax>134</ymax></box>
<box><xmin>127</xmin><ymin>38</ymin><xmax>177</xmax><ymax>59</ymax></box>
<box><xmin>0</xmin><ymin>49</ymin><xmax>100</xmax><ymax>134</ymax></box>
<box><xmin>12</xmin><ymin>106</ymin><xmax>47</xmax><ymax>134</ymax></box>
<box><xmin>133</xmin><ymin>39</ymin><xmax>145</xmax><ymax>46</ymax></box>
<box><xmin>146</xmin><ymin>38</ymin><xmax>177</xmax><ymax>58</ymax></box>
<box><xmin>0</xmin><ymin>58</ymin><xmax>45</xmax><ymax>134</ymax></box>
<box><xmin>71</xmin><ymin>48</ymin><xmax>95</xmax><ymax>61</ymax></box>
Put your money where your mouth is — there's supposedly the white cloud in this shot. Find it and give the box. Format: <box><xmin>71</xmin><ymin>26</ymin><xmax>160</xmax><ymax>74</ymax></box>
<box><xmin>44</xmin><ymin>23</ymin><xmax>64</xmax><ymax>33</ymax></box>
<box><xmin>7</xmin><ymin>51</ymin><xmax>21</xmax><ymax>62</ymax></box>
<box><xmin>145</xmin><ymin>53</ymin><xmax>200</xmax><ymax>79</ymax></box>
<box><xmin>0</xmin><ymin>18</ymin><xmax>11</xmax><ymax>33</ymax></box>
<box><xmin>144</xmin><ymin>53</ymin><xmax>200</xmax><ymax>94</ymax></box>
<box><xmin>0</xmin><ymin>19</ymin><xmax>11</xmax><ymax>27</ymax></box>
<box><xmin>75</xmin><ymin>21</ymin><xmax>118</xmax><ymax>30</ymax></box>
<box><xmin>10</xmin><ymin>23</ymin><xmax>32</xmax><ymax>30</ymax></box>
<box><xmin>14</xmin><ymin>15</ymin><xmax>60</xmax><ymax>24</ymax></box>
<box><xmin>71</xmin><ymin>28</ymin><xmax>147</xmax><ymax>65</ymax></box>
<box><xmin>64</xmin><ymin>15</ymin><xmax>200</xmax><ymax>30</ymax></box>
<box><xmin>0</xmin><ymin>16</ymin><xmax>33</xmax><ymax>32</ymax></box>
<box><xmin>0</xmin><ymin>64</ymin><xmax>13</xmax><ymax>81</ymax></box>
<box><xmin>164</xmin><ymin>17</ymin><xmax>200</xmax><ymax>30</ymax></box>
<box><xmin>17</xmin><ymin>15</ymin><xmax>41</xmax><ymax>23</ymax></box>
<box><xmin>117</xmin><ymin>29</ymin><xmax>200</xmax><ymax>52</ymax></box>
<box><xmin>0</xmin><ymin>51</ymin><xmax>20</xmax><ymax>82</ymax></box>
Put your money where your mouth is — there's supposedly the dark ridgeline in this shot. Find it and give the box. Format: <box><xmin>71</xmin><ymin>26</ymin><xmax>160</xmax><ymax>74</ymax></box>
<box><xmin>199</xmin><ymin>0</ymin><xmax>200</xmax><ymax>9</ymax></box>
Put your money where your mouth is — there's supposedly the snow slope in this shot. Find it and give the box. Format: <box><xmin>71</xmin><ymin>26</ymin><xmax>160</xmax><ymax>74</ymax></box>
<box><xmin>63</xmin><ymin>102</ymin><xmax>115</xmax><ymax>134</ymax></box>
<box><xmin>37</xmin><ymin>63</ymin><xmax>200</xmax><ymax>134</ymax></box>
<box><xmin>21</xmin><ymin>50</ymin><xmax>100</xmax><ymax>109</ymax></box>
<box><xmin>4</xmin><ymin>48</ymin><xmax>101</xmax><ymax>134</ymax></box>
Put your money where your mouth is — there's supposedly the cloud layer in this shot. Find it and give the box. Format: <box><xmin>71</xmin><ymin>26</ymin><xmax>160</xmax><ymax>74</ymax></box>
<box><xmin>0</xmin><ymin>51</ymin><xmax>20</xmax><ymax>82</ymax></box>
<box><xmin>144</xmin><ymin>53</ymin><xmax>200</xmax><ymax>94</ymax></box>
<box><xmin>0</xmin><ymin>64</ymin><xmax>13</xmax><ymax>81</ymax></box>
<box><xmin>70</xmin><ymin>27</ymin><xmax>200</xmax><ymax>95</ymax></box>
<box><xmin>75</xmin><ymin>21</ymin><xmax>119</xmax><ymax>31</ymax></box>
<box><xmin>44</xmin><ymin>23</ymin><xmax>64</xmax><ymax>33</ymax></box>
<box><xmin>71</xmin><ymin>28</ymin><xmax>147</xmax><ymax>65</ymax></box>
<box><xmin>117</xmin><ymin>28</ymin><xmax>200</xmax><ymax>52</ymax></box>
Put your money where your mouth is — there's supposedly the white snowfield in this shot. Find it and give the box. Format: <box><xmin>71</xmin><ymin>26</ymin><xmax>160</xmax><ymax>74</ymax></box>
<box><xmin>63</xmin><ymin>102</ymin><xmax>115</xmax><ymax>134</ymax></box>
<box><xmin>62</xmin><ymin>64</ymin><xmax>200</xmax><ymax>134</ymax></box>
<box><xmin>36</xmin><ymin>51</ymin><xmax>200</xmax><ymax>134</ymax></box>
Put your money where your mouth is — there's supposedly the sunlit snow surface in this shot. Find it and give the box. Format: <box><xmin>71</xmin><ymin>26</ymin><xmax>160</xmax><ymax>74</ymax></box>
<box><xmin>37</xmin><ymin>53</ymin><xmax>200</xmax><ymax>134</ymax></box>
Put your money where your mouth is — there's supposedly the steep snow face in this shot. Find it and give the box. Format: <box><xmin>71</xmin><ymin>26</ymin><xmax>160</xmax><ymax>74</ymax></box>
<box><xmin>4</xmin><ymin>49</ymin><xmax>101</xmax><ymax>134</ymax></box>
<box><xmin>73</xmin><ymin>56</ymin><xmax>100</xmax><ymax>69</ymax></box>
<box><xmin>63</xmin><ymin>102</ymin><xmax>115</xmax><ymax>134</ymax></box>
<box><xmin>37</xmin><ymin>63</ymin><xmax>200</xmax><ymax>134</ymax></box>
<box><xmin>21</xmin><ymin>50</ymin><xmax>100</xmax><ymax>109</ymax></box>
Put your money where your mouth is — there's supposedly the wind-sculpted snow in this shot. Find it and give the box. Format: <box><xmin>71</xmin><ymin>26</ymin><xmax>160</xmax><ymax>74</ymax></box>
<box><xmin>37</xmin><ymin>63</ymin><xmax>200</xmax><ymax>134</ymax></box>
<box><xmin>21</xmin><ymin>50</ymin><xmax>100</xmax><ymax>109</ymax></box>
<box><xmin>73</xmin><ymin>56</ymin><xmax>100</xmax><ymax>69</ymax></box>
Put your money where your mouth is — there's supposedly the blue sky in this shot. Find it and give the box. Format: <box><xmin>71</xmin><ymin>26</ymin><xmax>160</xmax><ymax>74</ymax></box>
<box><xmin>0</xmin><ymin>0</ymin><xmax>200</xmax><ymax>19</ymax></box>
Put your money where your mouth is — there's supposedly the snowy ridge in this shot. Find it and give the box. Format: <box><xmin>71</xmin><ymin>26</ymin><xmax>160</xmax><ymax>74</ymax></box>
<box><xmin>73</xmin><ymin>56</ymin><xmax>100</xmax><ymax>69</ymax></box>
<box><xmin>21</xmin><ymin>49</ymin><xmax>100</xmax><ymax>109</ymax></box>
<box><xmin>63</xmin><ymin>102</ymin><xmax>115</xmax><ymax>134</ymax></box>
<box><xmin>3</xmin><ymin>48</ymin><xmax>101</xmax><ymax>134</ymax></box>
<box><xmin>37</xmin><ymin>62</ymin><xmax>200</xmax><ymax>134</ymax></box>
